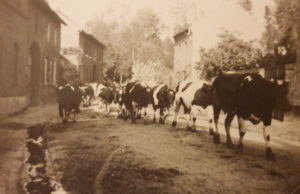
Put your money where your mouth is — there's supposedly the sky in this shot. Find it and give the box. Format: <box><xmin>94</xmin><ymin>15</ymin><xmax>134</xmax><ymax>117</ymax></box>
<box><xmin>47</xmin><ymin>0</ymin><xmax>274</xmax><ymax>48</ymax></box>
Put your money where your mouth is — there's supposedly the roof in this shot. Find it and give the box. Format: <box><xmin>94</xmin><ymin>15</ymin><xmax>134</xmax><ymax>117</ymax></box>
<box><xmin>80</xmin><ymin>31</ymin><xmax>105</xmax><ymax>48</ymax></box>
<box><xmin>173</xmin><ymin>28</ymin><xmax>191</xmax><ymax>42</ymax></box>
<box><xmin>31</xmin><ymin>0</ymin><xmax>66</xmax><ymax>25</ymax></box>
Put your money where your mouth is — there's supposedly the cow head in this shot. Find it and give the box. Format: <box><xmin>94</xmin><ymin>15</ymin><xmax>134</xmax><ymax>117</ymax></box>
<box><xmin>192</xmin><ymin>83</ymin><xmax>212</xmax><ymax>108</ymax></box>
<box><xmin>167</xmin><ymin>89</ymin><xmax>176</xmax><ymax>106</ymax></box>
<box><xmin>271</xmin><ymin>79</ymin><xmax>291</xmax><ymax>121</ymax></box>
<box><xmin>113</xmin><ymin>88</ymin><xmax>123</xmax><ymax>104</ymax></box>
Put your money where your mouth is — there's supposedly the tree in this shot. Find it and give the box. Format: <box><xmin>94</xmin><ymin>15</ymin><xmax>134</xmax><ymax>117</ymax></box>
<box><xmin>196</xmin><ymin>31</ymin><xmax>262</xmax><ymax>80</ymax></box>
<box><xmin>86</xmin><ymin>8</ymin><xmax>174</xmax><ymax>83</ymax></box>
<box><xmin>261</xmin><ymin>0</ymin><xmax>297</xmax><ymax>67</ymax></box>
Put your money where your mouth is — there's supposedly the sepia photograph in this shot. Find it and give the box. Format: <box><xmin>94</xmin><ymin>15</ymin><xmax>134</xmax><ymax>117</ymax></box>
<box><xmin>0</xmin><ymin>0</ymin><xmax>300</xmax><ymax>193</ymax></box>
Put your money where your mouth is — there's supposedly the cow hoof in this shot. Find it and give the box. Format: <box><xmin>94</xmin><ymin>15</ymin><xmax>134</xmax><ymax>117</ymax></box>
<box><xmin>209</xmin><ymin>128</ymin><xmax>215</xmax><ymax>136</ymax></box>
<box><xmin>63</xmin><ymin>120</ymin><xmax>68</xmax><ymax>125</ymax></box>
<box><xmin>172</xmin><ymin>121</ymin><xmax>177</xmax><ymax>127</ymax></box>
<box><xmin>159</xmin><ymin>118</ymin><xmax>164</xmax><ymax>124</ymax></box>
<box><xmin>192</xmin><ymin>126</ymin><xmax>196</xmax><ymax>131</ymax></box>
<box><xmin>226</xmin><ymin>140</ymin><xmax>234</xmax><ymax>149</ymax></box>
<box><xmin>213</xmin><ymin>134</ymin><xmax>220</xmax><ymax>144</ymax></box>
<box><xmin>266</xmin><ymin>148</ymin><xmax>276</xmax><ymax>161</ymax></box>
<box><xmin>153</xmin><ymin>118</ymin><xmax>156</xmax><ymax>123</ymax></box>
<box><xmin>236</xmin><ymin>143</ymin><xmax>243</xmax><ymax>154</ymax></box>
<box><xmin>186</xmin><ymin>126</ymin><xmax>193</xmax><ymax>131</ymax></box>
<box><xmin>73</xmin><ymin>120</ymin><xmax>76</xmax><ymax>123</ymax></box>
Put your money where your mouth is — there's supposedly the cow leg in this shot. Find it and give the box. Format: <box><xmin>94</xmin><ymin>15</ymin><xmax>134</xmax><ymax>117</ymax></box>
<box><xmin>225</xmin><ymin>112</ymin><xmax>235</xmax><ymax>148</ymax></box>
<box><xmin>158</xmin><ymin>107</ymin><xmax>163</xmax><ymax>124</ymax></box>
<box><xmin>237</xmin><ymin>116</ymin><xmax>246</xmax><ymax>153</ymax></box>
<box><xmin>65</xmin><ymin>108</ymin><xmax>71</xmax><ymax>124</ymax></box>
<box><xmin>143</xmin><ymin>106</ymin><xmax>148</xmax><ymax>125</ymax></box>
<box><xmin>206</xmin><ymin>105</ymin><xmax>215</xmax><ymax>134</ymax></box>
<box><xmin>153</xmin><ymin>107</ymin><xmax>157</xmax><ymax>122</ymax></box>
<box><xmin>58</xmin><ymin>104</ymin><xmax>65</xmax><ymax>123</ymax></box>
<box><xmin>72</xmin><ymin>111</ymin><xmax>76</xmax><ymax>123</ymax></box>
<box><xmin>117</xmin><ymin>104</ymin><xmax>122</xmax><ymax>119</ymax></box>
<box><xmin>184</xmin><ymin>109</ymin><xmax>192</xmax><ymax>131</ymax></box>
<box><xmin>107</xmin><ymin>104</ymin><xmax>111</xmax><ymax>115</ymax></box>
<box><xmin>212</xmin><ymin>106</ymin><xmax>221</xmax><ymax>144</ymax></box>
<box><xmin>122</xmin><ymin>106</ymin><xmax>128</xmax><ymax>121</ymax></box>
<box><xmin>191</xmin><ymin>105</ymin><xmax>198</xmax><ymax>131</ymax></box>
<box><xmin>137</xmin><ymin>108</ymin><xmax>142</xmax><ymax>119</ymax></box>
<box><xmin>263</xmin><ymin>125</ymin><xmax>275</xmax><ymax>161</ymax></box>
<box><xmin>172</xmin><ymin>98</ymin><xmax>181</xmax><ymax>127</ymax></box>
<box><xmin>131</xmin><ymin>102</ymin><xmax>137</xmax><ymax>124</ymax></box>
<box><xmin>163</xmin><ymin>107</ymin><xmax>170</xmax><ymax>122</ymax></box>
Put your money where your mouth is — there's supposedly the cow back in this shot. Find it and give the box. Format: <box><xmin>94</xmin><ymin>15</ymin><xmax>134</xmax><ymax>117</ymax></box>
<box><xmin>212</xmin><ymin>74</ymin><xmax>247</xmax><ymax>113</ymax></box>
<box><xmin>56</xmin><ymin>85</ymin><xmax>83</xmax><ymax>106</ymax></box>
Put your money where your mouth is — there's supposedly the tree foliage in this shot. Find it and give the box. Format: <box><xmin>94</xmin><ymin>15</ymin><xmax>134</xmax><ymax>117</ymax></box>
<box><xmin>86</xmin><ymin>8</ymin><xmax>174</xmax><ymax>83</ymax></box>
<box><xmin>261</xmin><ymin>0</ymin><xmax>297</xmax><ymax>65</ymax></box>
<box><xmin>196</xmin><ymin>31</ymin><xmax>262</xmax><ymax>80</ymax></box>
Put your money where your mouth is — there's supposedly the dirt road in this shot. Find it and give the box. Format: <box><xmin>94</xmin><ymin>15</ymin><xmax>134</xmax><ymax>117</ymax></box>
<box><xmin>0</xmin><ymin>104</ymin><xmax>300</xmax><ymax>194</ymax></box>
<box><xmin>45</xmin><ymin>106</ymin><xmax>300</xmax><ymax>194</ymax></box>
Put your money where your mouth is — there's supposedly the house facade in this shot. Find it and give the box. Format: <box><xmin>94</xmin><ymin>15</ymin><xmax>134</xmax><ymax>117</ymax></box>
<box><xmin>173</xmin><ymin>28</ymin><xmax>197</xmax><ymax>84</ymax></box>
<box><xmin>0</xmin><ymin>0</ymin><xmax>30</xmax><ymax>117</ymax></box>
<box><xmin>0</xmin><ymin>0</ymin><xmax>65</xmax><ymax>118</ymax></box>
<box><xmin>28</xmin><ymin>0</ymin><xmax>65</xmax><ymax>105</ymax></box>
<box><xmin>79</xmin><ymin>30</ymin><xmax>105</xmax><ymax>83</ymax></box>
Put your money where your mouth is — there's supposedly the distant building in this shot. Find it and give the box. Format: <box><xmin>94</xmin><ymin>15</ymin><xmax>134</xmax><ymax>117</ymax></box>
<box><xmin>61</xmin><ymin>47</ymin><xmax>81</xmax><ymax>71</ymax></box>
<box><xmin>79</xmin><ymin>30</ymin><xmax>105</xmax><ymax>83</ymax></box>
<box><xmin>172</xmin><ymin>1</ymin><xmax>268</xmax><ymax>83</ymax></box>
<box><xmin>59</xmin><ymin>55</ymin><xmax>79</xmax><ymax>84</ymax></box>
<box><xmin>0</xmin><ymin>0</ymin><xmax>65</xmax><ymax>118</ymax></box>
<box><xmin>173</xmin><ymin>28</ymin><xmax>195</xmax><ymax>84</ymax></box>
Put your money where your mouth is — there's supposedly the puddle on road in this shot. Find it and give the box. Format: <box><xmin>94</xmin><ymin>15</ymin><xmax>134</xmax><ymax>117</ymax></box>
<box><xmin>24</xmin><ymin>124</ymin><xmax>67</xmax><ymax>194</ymax></box>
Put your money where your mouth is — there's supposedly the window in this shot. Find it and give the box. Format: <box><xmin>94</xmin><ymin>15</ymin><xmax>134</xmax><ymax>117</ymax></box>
<box><xmin>12</xmin><ymin>44</ymin><xmax>19</xmax><ymax>86</ymax></box>
<box><xmin>44</xmin><ymin>58</ymin><xmax>48</xmax><ymax>85</ymax></box>
<box><xmin>44</xmin><ymin>58</ymin><xmax>57</xmax><ymax>86</ymax></box>
<box><xmin>47</xmin><ymin>23</ymin><xmax>51</xmax><ymax>42</ymax></box>
<box><xmin>53</xmin><ymin>58</ymin><xmax>57</xmax><ymax>85</ymax></box>
<box><xmin>48</xmin><ymin>59</ymin><xmax>53</xmax><ymax>85</ymax></box>
<box><xmin>54</xmin><ymin>28</ymin><xmax>57</xmax><ymax>45</ymax></box>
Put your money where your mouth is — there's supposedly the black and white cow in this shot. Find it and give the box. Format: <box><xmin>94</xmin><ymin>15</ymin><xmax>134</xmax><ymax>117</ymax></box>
<box><xmin>171</xmin><ymin>80</ymin><xmax>214</xmax><ymax>131</ymax></box>
<box><xmin>211</xmin><ymin>73</ymin><xmax>290</xmax><ymax>160</ymax></box>
<box><xmin>79</xmin><ymin>84</ymin><xmax>94</xmax><ymax>107</ymax></box>
<box><xmin>98</xmin><ymin>86</ymin><xmax>115</xmax><ymax>113</ymax></box>
<box><xmin>56</xmin><ymin>84</ymin><xmax>84</xmax><ymax>124</ymax></box>
<box><xmin>123</xmin><ymin>81</ymin><xmax>152</xmax><ymax>124</ymax></box>
<box><xmin>151</xmin><ymin>83</ymin><xmax>175</xmax><ymax>124</ymax></box>
<box><xmin>114</xmin><ymin>85</ymin><xmax>127</xmax><ymax>119</ymax></box>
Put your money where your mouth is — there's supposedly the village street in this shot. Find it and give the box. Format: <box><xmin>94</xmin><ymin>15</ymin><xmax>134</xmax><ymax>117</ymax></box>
<box><xmin>1</xmin><ymin>104</ymin><xmax>300</xmax><ymax>194</ymax></box>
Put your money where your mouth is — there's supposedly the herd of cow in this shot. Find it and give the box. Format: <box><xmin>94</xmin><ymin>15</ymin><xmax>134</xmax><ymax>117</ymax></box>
<box><xmin>56</xmin><ymin>73</ymin><xmax>290</xmax><ymax>161</ymax></box>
